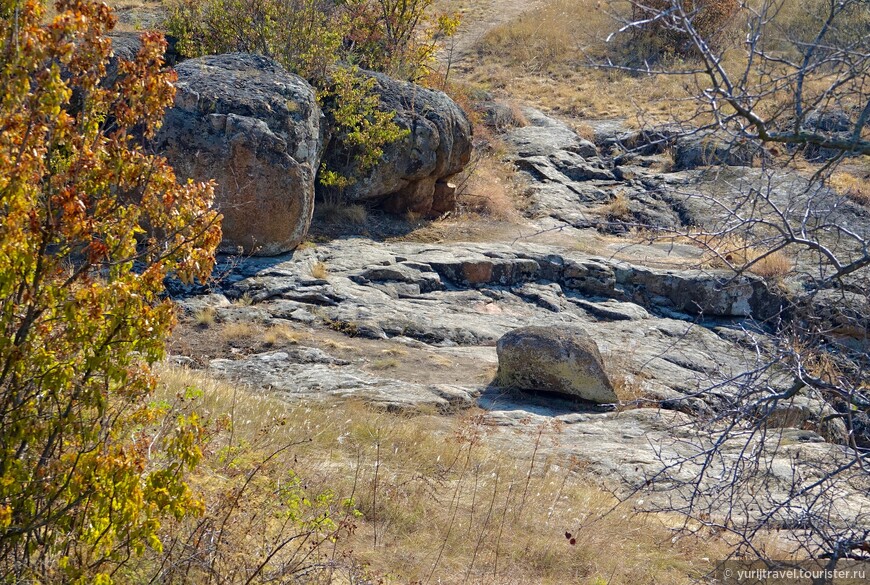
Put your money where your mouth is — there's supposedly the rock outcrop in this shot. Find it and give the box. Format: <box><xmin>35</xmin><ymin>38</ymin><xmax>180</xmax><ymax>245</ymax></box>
<box><xmin>167</xmin><ymin>95</ymin><xmax>870</xmax><ymax>536</ymax></box>
<box><xmin>172</xmin><ymin>235</ymin><xmax>870</xmax><ymax>530</ymax></box>
<box><xmin>326</xmin><ymin>71</ymin><xmax>473</xmax><ymax>216</ymax></box>
<box><xmin>155</xmin><ymin>53</ymin><xmax>322</xmax><ymax>256</ymax></box>
<box><xmin>180</xmin><ymin>238</ymin><xmax>785</xmax><ymax>412</ymax></box>
<box><xmin>801</xmin><ymin>107</ymin><xmax>868</xmax><ymax>160</ymax></box>
<box><xmin>672</xmin><ymin>133</ymin><xmax>758</xmax><ymax>170</ymax></box>
<box><xmin>506</xmin><ymin>108</ymin><xmax>598</xmax><ymax>159</ymax></box>
<box><xmin>503</xmin><ymin>108</ymin><xmax>697</xmax><ymax>233</ymax></box>
<box><xmin>495</xmin><ymin>326</ymin><xmax>617</xmax><ymax>404</ymax></box>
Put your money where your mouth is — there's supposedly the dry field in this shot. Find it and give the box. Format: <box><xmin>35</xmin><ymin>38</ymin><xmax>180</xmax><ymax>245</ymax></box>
<box><xmin>138</xmin><ymin>365</ymin><xmax>751</xmax><ymax>584</ymax></box>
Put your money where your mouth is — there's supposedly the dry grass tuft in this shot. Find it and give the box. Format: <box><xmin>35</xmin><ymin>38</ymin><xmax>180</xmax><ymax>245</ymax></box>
<box><xmin>748</xmin><ymin>251</ymin><xmax>795</xmax><ymax>279</ymax></box>
<box><xmin>829</xmin><ymin>170</ymin><xmax>870</xmax><ymax>206</ymax></box>
<box><xmin>699</xmin><ymin>234</ymin><xmax>794</xmax><ymax>279</ymax></box>
<box><xmin>572</xmin><ymin>121</ymin><xmax>596</xmax><ymax>142</ymax></box>
<box><xmin>233</xmin><ymin>292</ymin><xmax>253</xmax><ymax>306</ymax></box>
<box><xmin>381</xmin><ymin>347</ymin><xmax>409</xmax><ymax>357</ymax></box>
<box><xmin>323</xmin><ymin>338</ymin><xmax>354</xmax><ymax>351</ymax></box>
<box><xmin>220</xmin><ymin>321</ymin><xmax>259</xmax><ymax>342</ymax></box>
<box><xmin>506</xmin><ymin>100</ymin><xmax>529</xmax><ymax>128</ymax></box>
<box><xmin>314</xmin><ymin>202</ymin><xmax>369</xmax><ymax>226</ymax></box>
<box><xmin>455</xmin><ymin>154</ymin><xmax>522</xmax><ymax>221</ymax></box>
<box><xmin>369</xmin><ymin>357</ymin><xmax>400</xmax><ymax>370</ymax></box>
<box><xmin>310</xmin><ymin>260</ymin><xmax>329</xmax><ymax>279</ymax></box>
<box><xmin>263</xmin><ymin>324</ymin><xmax>300</xmax><ymax>346</ymax></box>
<box><xmin>429</xmin><ymin>354</ymin><xmax>455</xmax><ymax>367</ymax></box>
<box><xmin>602</xmin><ymin>192</ymin><xmax>633</xmax><ymax>221</ymax></box>
<box><xmin>193</xmin><ymin>307</ymin><xmax>216</xmax><ymax>328</ymax></box>
<box><xmin>610</xmin><ymin>372</ymin><xmax>648</xmax><ymax>405</ymax></box>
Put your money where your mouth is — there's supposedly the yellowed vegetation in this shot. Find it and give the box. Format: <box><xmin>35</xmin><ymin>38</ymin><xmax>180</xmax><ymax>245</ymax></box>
<box><xmin>193</xmin><ymin>306</ymin><xmax>216</xmax><ymax>327</ymax></box>
<box><xmin>315</xmin><ymin>201</ymin><xmax>370</xmax><ymax>226</ymax></box>
<box><xmin>369</xmin><ymin>357</ymin><xmax>401</xmax><ymax>370</ymax></box>
<box><xmin>601</xmin><ymin>192</ymin><xmax>632</xmax><ymax>221</ymax></box>
<box><xmin>323</xmin><ymin>338</ymin><xmax>355</xmax><ymax>351</ymax></box>
<box><xmin>610</xmin><ymin>372</ymin><xmax>648</xmax><ymax>405</ymax></box>
<box><xmin>233</xmin><ymin>292</ymin><xmax>253</xmax><ymax>306</ymax></box>
<box><xmin>466</xmin><ymin>0</ymin><xmax>865</xmax><ymax>132</ymax></box>
<box><xmin>748</xmin><ymin>251</ymin><xmax>795</xmax><ymax>279</ymax></box>
<box><xmin>381</xmin><ymin>347</ymin><xmax>410</xmax><ymax>357</ymax></box>
<box><xmin>571</xmin><ymin>121</ymin><xmax>597</xmax><ymax>142</ymax></box>
<box><xmin>456</xmin><ymin>155</ymin><xmax>523</xmax><ymax>220</ymax></box>
<box><xmin>700</xmin><ymin>234</ymin><xmax>794</xmax><ymax>279</ymax></box>
<box><xmin>830</xmin><ymin>170</ymin><xmax>870</xmax><ymax>206</ymax></box>
<box><xmin>310</xmin><ymin>260</ymin><xmax>329</xmax><ymax>279</ymax></box>
<box><xmin>263</xmin><ymin>323</ymin><xmax>301</xmax><ymax>346</ymax></box>
<box><xmin>417</xmin><ymin>76</ymin><xmax>526</xmax><ymax>223</ymax></box>
<box><xmin>472</xmin><ymin>0</ymin><xmax>698</xmax><ymax>121</ymax></box>
<box><xmin>220</xmin><ymin>321</ymin><xmax>259</xmax><ymax>341</ymax></box>
<box><xmin>104</xmin><ymin>0</ymin><xmax>165</xmax><ymax>31</ymax></box>
<box><xmin>146</xmin><ymin>366</ymin><xmax>740</xmax><ymax>584</ymax></box>
<box><xmin>429</xmin><ymin>353</ymin><xmax>456</xmax><ymax>367</ymax></box>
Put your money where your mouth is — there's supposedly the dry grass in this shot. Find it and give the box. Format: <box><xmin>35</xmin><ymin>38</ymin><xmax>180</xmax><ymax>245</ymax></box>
<box><xmin>470</xmin><ymin>0</ymin><xmax>702</xmax><ymax>121</ymax></box>
<box><xmin>610</xmin><ymin>372</ymin><xmax>649</xmax><ymax>405</ymax></box>
<box><xmin>219</xmin><ymin>321</ymin><xmax>259</xmax><ymax>342</ymax></box>
<box><xmin>263</xmin><ymin>324</ymin><xmax>301</xmax><ymax>346</ymax></box>
<box><xmin>381</xmin><ymin>347</ymin><xmax>409</xmax><ymax>357</ymax></box>
<box><xmin>233</xmin><ymin>292</ymin><xmax>253</xmax><ymax>306</ymax></box>
<box><xmin>571</xmin><ymin>121</ymin><xmax>596</xmax><ymax>142</ymax></box>
<box><xmin>603</xmin><ymin>348</ymin><xmax>659</xmax><ymax>408</ymax></box>
<box><xmin>601</xmin><ymin>192</ymin><xmax>632</xmax><ymax>221</ymax></box>
<box><xmin>310</xmin><ymin>260</ymin><xmax>329</xmax><ymax>279</ymax></box>
<box><xmin>106</xmin><ymin>0</ymin><xmax>165</xmax><ymax>31</ymax></box>
<box><xmin>455</xmin><ymin>154</ymin><xmax>523</xmax><ymax>221</ymax></box>
<box><xmin>829</xmin><ymin>170</ymin><xmax>870</xmax><ymax>206</ymax></box>
<box><xmin>477</xmin><ymin>0</ymin><xmax>597</xmax><ymax>70</ymax></box>
<box><xmin>464</xmin><ymin>0</ymin><xmax>865</xmax><ymax>131</ymax></box>
<box><xmin>699</xmin><ymin>234</ymin><xmax>794</xmax><ymax>279</ymax></box>
<box><xmin>748</xmin><ymin>251</ymin><xmax>795</xmax><ymax>279</ymax></box>
<box><xmin>323</xmin><ymin>338</ymin><xmax>354</xmax><ymax>351</ymax></box>
<box><xmin>369</xmin><ymin>357</ymin><xmax>401</xmax><ymax>370</ymax></box>
<box><xmin>141</xmin><ymin>365</ymin><xmax>740</xmax><ymax>584</ymax></box>
<box><xmin>505</xmin><ymin>100</ymin><xmax>529</xmax><ymax>127</ymax></box>
<box><xmin>429</xmin><ymin>354</ymin><xmax>456</xmax><ymax>367</ymax></box>
<box><xmin>193</xmin><ymin>306</ymin><xmax>216</xmax><ymax>328</ymax></box>
<box><xmin>314</xmin><ymin>202</ymin><xmax>370</xmax><ymax>226</ymax></box>
<box><xmin>761</xmin><ymin>0</ymin><xmax>870</xmax><ymax>59</ymax></box>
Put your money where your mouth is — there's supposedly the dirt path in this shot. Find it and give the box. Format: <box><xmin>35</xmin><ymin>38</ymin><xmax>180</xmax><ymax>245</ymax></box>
<box><xmin>437</xmin><ymin>0</ymin><xmax>543</xmax><ymax>70</ymax></box>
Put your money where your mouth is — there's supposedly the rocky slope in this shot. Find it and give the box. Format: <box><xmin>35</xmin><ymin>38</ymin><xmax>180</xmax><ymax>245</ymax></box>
<box><xmin>169</xmin><ymin>104</ymin><xmax>868</xmax><ymax>532</ymax></box>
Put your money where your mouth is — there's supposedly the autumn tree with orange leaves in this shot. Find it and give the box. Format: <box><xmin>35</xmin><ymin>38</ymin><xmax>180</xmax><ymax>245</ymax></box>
<box><xmin>0</xmin><ymin>1</ymin><xmax>221</xmax><ymax>581</ymax></box>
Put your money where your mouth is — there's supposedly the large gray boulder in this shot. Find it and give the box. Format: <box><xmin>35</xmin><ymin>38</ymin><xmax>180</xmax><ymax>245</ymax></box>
<box><xmin>155</xmin><ymin>53</ymin><xmax>322</xmax><ymax>256</ymax></box>
<box><xmin>495</xmin><ymin>326</ymin><xmax>618</xmax><ymax>404</ymax></box>
<box><xmin>673</xmin><ymin>132</ymin><xmax>758</xmax><ymax>170</ymax></box>
<box><xmin>327</xmin><ymin>71</ymin><xmax>472</xmax><ymax>216</ymax></box>
<box><xmin>800</xmin><ymin>107</ymin><xmax>868</xmax><ymax>160</ymax></box>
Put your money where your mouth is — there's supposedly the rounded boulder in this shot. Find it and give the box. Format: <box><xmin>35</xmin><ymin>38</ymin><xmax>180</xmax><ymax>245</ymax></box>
<box><xmin>495</xmin><ymin>326</ymin><xmax>618</xmax><ymax>404</ymax></box>
<box><xmin>155</xmin><ymin>53</ymin><xmax>323</xmax><ymax>256</ymax></box>
<box><xmin>326</xmin><ymin>70</ymin><xmax>472</xmax><ymax>216</ymax></box>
